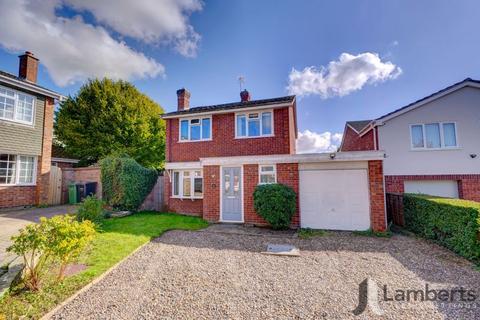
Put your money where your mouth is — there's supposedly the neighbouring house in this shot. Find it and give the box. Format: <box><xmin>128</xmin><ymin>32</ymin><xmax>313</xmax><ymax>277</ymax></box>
<box><xmin>163</xmin><ymin>88</ymin><xmax>387</xmax><ymax>231</ymax></box>
<box><xmin>340</xmin><ymin>78</ymin><xmax>480</xmax><ymax>202</ymax></box>
<box><xmin>0</xmin><ymin>52</ymin><xmax>64</xmax><ymax>208</ymax></box>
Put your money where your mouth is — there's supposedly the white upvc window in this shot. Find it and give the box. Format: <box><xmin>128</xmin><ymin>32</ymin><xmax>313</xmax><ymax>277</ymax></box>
<box><xmin>236</xmin><ymin>110</ymin><xmax>273</xmax><ymax>138</ymax></box>
<box><xmin>0</xmin><ymin>154</ymin><xmax>37</xmax><ymax>185</ymax></box>
<box><xmin>410</xmin><ymin>122</ymin><xmax>458</xmax><ymax>150</ymax></box>
<box><xmin>0</xmin><ymin>85</ymin><xmax>35</xmax><ymax>125</ymax></box>
<box><xmin>179</xmin><ymin>117</ymin><xmax>211</xmax><ymax>142</ymax></box>
<box><xmin>172</xmin><ymin>169</ymin><xmax>203</xmax><ymax>198</ymax></box>
<box><xmin>258</xmin><ymin>164</ymin><xmax>276</xmax><ymax>184</ymax></box>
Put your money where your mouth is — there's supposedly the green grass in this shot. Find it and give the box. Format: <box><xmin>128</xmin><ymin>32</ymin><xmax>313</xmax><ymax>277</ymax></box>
<box><xmin>353</xmin><ymin>228</ymin><xmax>392</xmax><ymax>238</ymax></box>
<box><xmin>0</xmin><ymin>212</ymin><xmax>208</xmax><ymax>320</ymax></box>
<box><xmin>297</xmin><ymin>228</ymin><xmax>328</xmax><ymax>239</ymax></box>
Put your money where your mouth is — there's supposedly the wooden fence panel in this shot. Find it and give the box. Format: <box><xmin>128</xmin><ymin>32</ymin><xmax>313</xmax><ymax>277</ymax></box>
<box><xmin>386</xmin><ymin>193</ymin><xmax>405</xmax><ymax>226</ymax></box>
<box><xmin>48</xmin><ymin>166</ymin><xmax>63</xmax><ymax>205</ymax></box>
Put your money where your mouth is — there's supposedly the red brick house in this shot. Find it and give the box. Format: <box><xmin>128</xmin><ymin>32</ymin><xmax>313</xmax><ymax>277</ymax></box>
<box><xmin>0</xmin><ymin>52</ymin><xmax>64</xmax><ymax>208</ymax></box>
<box><xmin>163</xmin><ymin>89</ymin><xmax>387</xmax><ymax>231</ymax></box>
<box><xmin>340</xmin><ymin>78</ymin><xmax>480</xmax><ymax>202</ymax></box>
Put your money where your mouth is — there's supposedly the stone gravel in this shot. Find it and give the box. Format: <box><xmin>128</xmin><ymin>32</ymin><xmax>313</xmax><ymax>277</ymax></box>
<box><xmin>50</xmin><ymin>226</ymin><xmax>480</xmax><ymax>320</ymax></box>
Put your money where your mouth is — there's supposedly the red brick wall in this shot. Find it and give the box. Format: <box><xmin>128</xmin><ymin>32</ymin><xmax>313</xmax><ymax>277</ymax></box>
<box><xmin>166</xmin><ymin>108</ymin><xmax>294</xmax><ymax>162</ymax></box>
<box><xmin>163</xmin><ymin>172</ymin><xmax>203</xmax><ymax>216</ymax></box>
<box><xmin>368</xmin><ymin>160</ymin><xmax>386</xmax><ymax>232</ymax></box>
<box><xmin>62</xmin><ymin>167</ymin><xmax>102</xmax><ymax>203</ymax></box>
<box><xmin>340</xmin><ymin>126</ymin><xmax>375</xmax><ymax>151</ymax></box>
<box><xmin>0</xmin><ymin>186</ymin><xmax>36</xmax><ymax>208</ymax></box>
<box><xmin>202</xmin><ymin>165</ymin><xmax>220</xmax><ymax>221</ymax></box>
<box><xmin>277</xmin><ymin>163</ymin><xmax>300</xmax><ymax>227</ymax></box>
<box><xmin>385</xmin><ymin>174</ymin><xmax>480</xmax><ymax>202</ymax></box>
<box><xmin>35</xmin><ymin>96</ymin><xmax>54</xmax><ymax>205</ymax></box>
<box><xmin>52</xmin><ymin>161</ymin><xmax>75</xmax><ymax>170</ymax></box>
<box><xmin>243</xmin><ymin>164</ymin><xmax>267</xmax><ymax>225</ymax></box>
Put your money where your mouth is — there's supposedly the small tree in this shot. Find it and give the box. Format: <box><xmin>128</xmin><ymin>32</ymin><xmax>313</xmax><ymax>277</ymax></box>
<box><xmin>54</xmin><ymin>78</ymin><xmax>166</xmax><ymax>168</ymax></box>
<box><xmin>253</xmin><ymin>184</ymin><xmax>297</xmax><ymax>230</ymax></box>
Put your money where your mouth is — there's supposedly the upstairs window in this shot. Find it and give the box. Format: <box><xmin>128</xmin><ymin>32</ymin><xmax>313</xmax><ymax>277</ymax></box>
<box><xmin>236</xmin><ymin>111</ymin><xmax>273</xmax><ymax>138</ymax></box>
<box><xmin>171</xmin><ymin>170</ymin><xmax>203</xmax><ymax>198</ymax></box>
<box><xmin>410</xmin><ymin>122</ymin><xmax>458</xmax><ymax>149</ymax></box>
<box><xmin>0</xmin><ymin>86</ymin><xmax>35</xmax><ymax>125</ymax></box>
<box><xmin>179</xmin><ymin>117</ymin><xmax>211</xmax><ymax>141</ymax></box>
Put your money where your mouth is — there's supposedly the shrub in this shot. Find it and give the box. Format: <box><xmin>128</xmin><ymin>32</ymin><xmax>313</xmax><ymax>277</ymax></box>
<box><xmin>76</xmin><ymin>196</ymin><xmax>104</xmax><ymax>223</ymax></box>
<box><xmin>403</xmin><ymin>194</ymin><xmax>480</xmax><ymax>262</ymax></box>
<box><xmin>43</xmin><ymin>215</ymin><xmax>95</xmax><ymax>281</ymax></box>
<box><xmin>100</xmin><ymin>155</ymin><xmax>158</xmax><ymax>210</ymax></box>
<box><xmin>253</xmin><ymin>184</ymin><xmax>297</xmax><ymax>230</ymax></box>
<box><xmin>7</xmin><ymin>215</ymin><xmax>95</xmax><ymax>289</ymax></box>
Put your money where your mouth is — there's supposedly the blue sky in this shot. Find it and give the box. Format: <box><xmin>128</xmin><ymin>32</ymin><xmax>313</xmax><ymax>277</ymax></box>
<box><xmin>1</xmin><ymin>0</ymin><xmax>479</xmax><ymax>152</ymax></box>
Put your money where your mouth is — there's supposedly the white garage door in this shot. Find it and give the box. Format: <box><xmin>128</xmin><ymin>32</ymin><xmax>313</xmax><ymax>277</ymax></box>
<box><xmin>299</xmin><ymin>169</ymin><xmax>370</xmax><ymax>231</ymax></box>
<box><xmin>404</xmin><ymin>180</ymin><xmax>459</xmax><ymax>198</ymax></box>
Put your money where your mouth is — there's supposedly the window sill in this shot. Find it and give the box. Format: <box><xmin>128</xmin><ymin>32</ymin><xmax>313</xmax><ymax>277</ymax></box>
<box><xmin>234</xmin><ymin>134</ymin><xmax>275</xmax><ymax>140</ymax></box>
<box><xmin>410</xmin><ymin>147</ymin><xmax>461</xmax><ymax>152</ymax></box>
<box><xmin>0</xmin><ymin>183</ymin><xmax>36</xmax><ymax>187</ymax></box>
<box><xmin>170</xmin><ymin>196</ymin><xmax>203</xmax><ymax>200</ymax></box>
<box><xmin>177</xmin><ymin>139</ymin><xmax>212</xmax><ymax>143</ymax></box>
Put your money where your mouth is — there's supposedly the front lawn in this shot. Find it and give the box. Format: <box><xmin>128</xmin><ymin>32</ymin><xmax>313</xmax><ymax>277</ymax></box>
<box><xmin>0</xmin><ymin>212</ymin><xmax>208</xmax><ymax>319</ymax></box>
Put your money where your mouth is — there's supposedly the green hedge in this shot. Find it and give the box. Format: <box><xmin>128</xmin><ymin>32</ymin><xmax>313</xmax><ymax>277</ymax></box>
<box><xmin>100</xmin><ymin>156</ymin><xmax>158</xmax><ymax>210</ymax></box>
<box><xmin>403</xmin><ymin>194</ymin><xmax>480</xmax><ymax>262</ymax></box>
<box><xmin>253</xmin><ymin>183</ymin><xmax>297</xmax><ymax>230</ymax></box>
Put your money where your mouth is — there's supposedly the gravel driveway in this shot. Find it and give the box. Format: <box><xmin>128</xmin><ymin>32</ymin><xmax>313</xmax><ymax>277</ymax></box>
<box><xmin>51</xmin><ymin>225</ymin><xmax>480</xmax><ymax>319</ymax></box>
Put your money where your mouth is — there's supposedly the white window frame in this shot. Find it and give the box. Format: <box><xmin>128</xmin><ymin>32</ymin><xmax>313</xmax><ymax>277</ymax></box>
<box><xmin>409</xmin><ymin>122</ymin><xmax>459</xmax><ymax>150</ymax></box>
<box><xmin>0</xmin><ymin>153</ymin><xmax>37</xmax><ymax>186</ymax></box>
<box><xmin>171</xmin><ymin>169</ymin><xmax>203</xmax><ymax>199</ymax></box>
<box><xmin>178</xmin><ymin>116</ymin><xmax>212</xmax><ymax>142</ymax></box>
<box><xmin>258</xmin><ymin>164</ymin><xmax>277</xmax><ymax>185</ymax></box>
<box><xmin>235</xmin><ymin>109</ymin><xmax>274</xmax><ymax>139</ymax></box>
<box><xmin>0</xmin><ymin>85</ymin><xmax>35</xmax><ymax>126</ymax></box>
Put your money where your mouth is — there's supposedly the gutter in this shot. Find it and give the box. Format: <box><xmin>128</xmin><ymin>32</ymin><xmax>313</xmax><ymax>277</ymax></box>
<box><xmin>0</xmin><ymin>74</ymin><xmax>66</xmax><ymax>101</ymax></box>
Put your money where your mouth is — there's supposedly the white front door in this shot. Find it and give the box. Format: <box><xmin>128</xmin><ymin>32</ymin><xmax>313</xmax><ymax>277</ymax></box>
<box><xmin>299</xmin><ymin>169</ymin><xmax>370</xmax><ymax>231</ymax></box>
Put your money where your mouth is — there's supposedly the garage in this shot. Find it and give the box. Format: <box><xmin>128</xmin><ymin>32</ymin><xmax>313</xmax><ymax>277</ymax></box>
<box><xmin>299</xmin><ymin>162</ymin><xmax>371</xmax><ymax>231</ymax></box>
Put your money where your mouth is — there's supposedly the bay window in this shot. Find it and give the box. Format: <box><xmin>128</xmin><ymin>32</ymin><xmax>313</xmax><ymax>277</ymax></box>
<box><xmin>410</xmin><ymin>122</ymin><xmax>458</xmax><ymax>149</ymax></box>
<box><xmin>0</xmin><ymin>85</ymin><xmax>35</xmax><ymax>125</ymax></box>
<box><xmin>172</xmin><ymin>170</ymin><xmax>203</xmax><ymax>198</ymax></box>
<box><xmin>0</xmin><ymin>154</ymin><xmax>36</xmax><ymax>185</ymax></box>
<box><xmin>236</xmin><ymin>110</ymin><xmax>273</xmax><ymax>138</ymax></box>
<box><xmin>179</xmin><ymin>117</ymin><xmax>211</xmax><ymax>141</ymax></box>
<box><xmin>259</xmin><ymin>165</ymin><xmax>276</xmax><ymax>184</ymax></box>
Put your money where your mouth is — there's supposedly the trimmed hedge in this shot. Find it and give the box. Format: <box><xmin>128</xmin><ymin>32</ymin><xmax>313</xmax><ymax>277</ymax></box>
<box><xmin>253</xmin><ymin>183</ymin><xmax>297</xmax><ymax>230</ymax></box>
<box><xmin>403</xmin><ymin>194</ymin><xmax>480</xmax><ymax>262</ymax></box>
<box><xmin>100</xmin><ymin>156</ymin><xmax>158</xmax><ymax>210</ymax></box>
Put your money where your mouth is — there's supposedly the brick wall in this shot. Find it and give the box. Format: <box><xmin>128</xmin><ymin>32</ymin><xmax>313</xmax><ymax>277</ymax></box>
<box><xmin>35</xmin><ymin>96</ymin><xmax>54</xmax><ymax>205</ymax></box>
<box><xmin>166</xmin><ymin>107</ymin><xmax>294</xmax><ymax>162</ymax></box>
<box><xmin>340</xmin><ymin>126</ymin><xmax>375</xmax><ymax>151</ymax></box>
<box><xmin>385</xmin><ymin>174</ymin><xmax>480</xmax><ymax>202</ymax></box>
<box><xmin>277</xmin><ymin>163</ymin><xmax>300</xmax><ymax>227</ymax></box>
<box><xmin>202</xmin><ymin>165</ymin><xmax>220</xmax><ymax>221</ymax></box>
<box><xmin>243</xmin><ymin>164</ymin><xmax>267</xmax><ymax>225</ymax></box>
<box><xmin>62</xmin><ymin>167</ymin><xmax>102</xmax><ymax>203</ymax></box>
<box><xmin>163</xmin><ymin>172</ymin><xmax>203</xmax><ymax>216</ymax></box>
<box><xmin>368</xmin><ymin>160</ymin><xmax>386</xmax><ymax>232</ymax></box>
<box><xmin>0</xmin><ymin>186</ymin><xmax>36</xmax><ymax>208</ymax></box>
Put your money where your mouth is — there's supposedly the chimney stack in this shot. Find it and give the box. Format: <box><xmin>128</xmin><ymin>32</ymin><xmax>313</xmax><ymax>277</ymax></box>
<box><xmin>18</xmin><ymin>51</ymin><xmax>39</xmax><ymax>83</ymax></box>
<box><xmin>240</xmin><ymin>89</ymin><xmax>251</xmax><ymax>102</ymax></box>
<box><xmin>177</xmin><ymin>88</ymin><xmax>190</xmax><ymax>111</ymax></box>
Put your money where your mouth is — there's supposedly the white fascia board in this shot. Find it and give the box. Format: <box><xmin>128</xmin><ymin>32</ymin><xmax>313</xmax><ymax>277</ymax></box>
<box><xmin>0</xmin><ymin>75</ymin><xmax>66</xmax><ymax>101</ymax></box>
<box><xmin>164</xmin><ymin>161</ymin><xmax>202</xmax><ymax>170</ymax></box>
<box><xmin>162</xmin><ymin>102</ymin><xmax>292</xmax><ymax>119</ymax></box>
<box><xmin>200</xmin><ymin>151</ymin><xmax>385</xmax><ymax>166</ymax></box>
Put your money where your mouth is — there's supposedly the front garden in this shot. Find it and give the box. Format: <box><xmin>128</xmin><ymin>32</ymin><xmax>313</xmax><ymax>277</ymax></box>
<box><xmin>0</xmin><ymin>211</ymin><xmax>208</xmax><ymax>319</ymax></box>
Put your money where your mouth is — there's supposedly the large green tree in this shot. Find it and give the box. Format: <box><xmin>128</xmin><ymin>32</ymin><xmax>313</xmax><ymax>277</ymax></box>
<box><xmin>55</xmin><ymin>78</ymin><xmax>165</xmax><ymax>168</ymax></box>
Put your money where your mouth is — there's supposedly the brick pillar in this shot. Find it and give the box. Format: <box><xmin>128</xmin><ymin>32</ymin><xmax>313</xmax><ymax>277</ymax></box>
<box><xmin>203</xmin><ymin>165</ymin><xmax>220</xmax><ymax>222</ymax></box>
<box><xmin>368</xmin><ymin>160</ymin><xmax>386</xmax><ymax>232</ymax></box>
<box><xmin>277</xmin><ymin>163</ymin><xmax>299</xmax><ymax>227</ymax></box>
<box><xmin>35</xmin><ymin>97</ymin><xmax>54</xmax><ymax>205</ymax></box>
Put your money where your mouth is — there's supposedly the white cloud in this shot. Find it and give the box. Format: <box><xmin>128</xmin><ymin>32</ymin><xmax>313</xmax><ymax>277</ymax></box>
<box><xmin>287</xmin><ymin>52</ymin><xmax>402</xmax><ymax>98</ymax></box>
<box><xmin>65</xmin><ymin>0</ymin><xmax>203</xmax><ymax>57</ymax></box>
<box><xmin>296</xmin><ymin>130</ymin><xmax>343</xmax><ymax>153</ymax></box>
<box><xmin>0</xmin><ymin>0</ymin><xmax>203</xmax><ymax>86</ymax></box>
